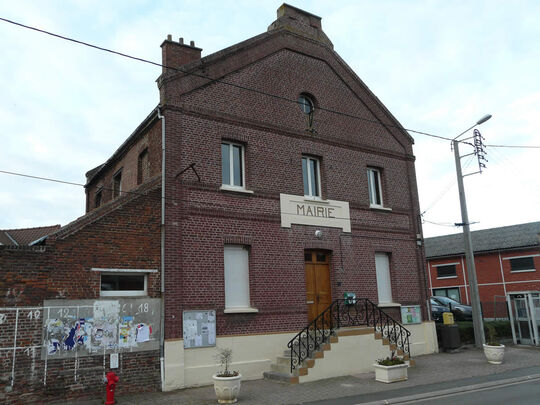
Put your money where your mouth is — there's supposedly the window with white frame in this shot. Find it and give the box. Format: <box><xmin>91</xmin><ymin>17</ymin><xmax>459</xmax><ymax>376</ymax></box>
<box><xmin>100</xmin><ymin>273</ymin><xmax>147</xmax><ymax>296</ymax></box>
<box><xmin>221</xmin><ymin>142</ymin><xmax>245</xmax><ymax>188</ymax></box>
<box><xmin>367</xmin><ymin>168</ymin><xmax>383</xmax><ymax>207</ymax></box>
<box><xmin>509</xmin><ymin>256</ymin><xmax>536</xmax><ymax>272</ymax></box>
<box><xmin>435</xmin><ymin>264</ymin><xmax>457</xmax><ymax>278</ymax></box>
<box><xmin>224</xmin><ymin>245</ymin><xmax>251</xmax><ymax>310</ymax></box>
<box><xmin>375</xmin><ymin>252</ymin><xmax>392</xmax><ymax>304</ymax></box>
<box><xmin>302</xmin><ymin>156</ymin><xmax>321</xmax><ymax>198</ymax></box>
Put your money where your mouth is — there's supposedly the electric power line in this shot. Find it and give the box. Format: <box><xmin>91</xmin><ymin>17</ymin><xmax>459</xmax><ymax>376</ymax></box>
<box><xmin>3</xmin><ymin>17</ymin><xmax>540</xmax><ymax>149</ymax></box>
<box><xmin>0</xmin><ymin>16</ymin><xmax>464</xmax><ymax>144</ymax></box>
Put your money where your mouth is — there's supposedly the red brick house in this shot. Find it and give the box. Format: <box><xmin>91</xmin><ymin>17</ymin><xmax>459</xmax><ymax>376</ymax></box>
<box><xmin>425</xmin><ymin>221</ymin><xmax>540</xmax><ymax>318</ymax></box>
<box><xmin>1</xmin><ymin>4</ymin><xmax>437</xmax><ymax>401</ymax></box>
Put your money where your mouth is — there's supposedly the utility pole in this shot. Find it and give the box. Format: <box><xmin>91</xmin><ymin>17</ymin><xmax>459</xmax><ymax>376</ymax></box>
<box><xmin>451</xmin><ymin>114</ymin><xmax>491</xmax><ymax>349</ymax></box>
<box><xmin>453</xmin><ymin>139</ymin><xmax>485</xmax><ymax>348</ymax></box>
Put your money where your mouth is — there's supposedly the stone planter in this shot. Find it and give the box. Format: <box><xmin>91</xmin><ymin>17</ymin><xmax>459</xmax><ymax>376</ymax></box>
<box><xmin>212</xmin><ymin>373</ymin><xmax>242</xmax><ymax>404</ymax></box>
<box><xmin>373</xmin><ymin>363</ymin><xmax>408</xmax><ymax>383</ymax></box>
<box><xmin>483</xmin><ymin>343</ymin><xmax>505</xmax><ymax>364</ymax></box>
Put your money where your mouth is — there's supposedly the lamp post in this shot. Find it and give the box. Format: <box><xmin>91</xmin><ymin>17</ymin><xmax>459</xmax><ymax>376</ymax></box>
<box><xmin>452</xmin><ymin>114</ymin><xmax>491</xmax><ymax>348</ymax></box>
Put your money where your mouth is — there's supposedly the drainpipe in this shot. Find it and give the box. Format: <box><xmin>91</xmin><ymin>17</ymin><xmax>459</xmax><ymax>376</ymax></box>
<box><xmin>157</xmin><ymin>106</ymin><xmax>166</xmax><ymax>392</ymax></box>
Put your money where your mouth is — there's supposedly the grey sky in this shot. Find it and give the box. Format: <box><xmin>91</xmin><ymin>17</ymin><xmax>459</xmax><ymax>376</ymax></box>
<box><xmin>0</xmin><ymin>1</ymin><xmax>538</xmax><ymax>237</ymax></box>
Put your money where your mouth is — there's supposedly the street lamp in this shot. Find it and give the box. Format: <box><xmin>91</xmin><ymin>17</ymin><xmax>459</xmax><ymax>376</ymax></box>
<box><xmin>452</xmin><ymin>114</ymin><xmax>492</xmax><ymax>348</ymax></box>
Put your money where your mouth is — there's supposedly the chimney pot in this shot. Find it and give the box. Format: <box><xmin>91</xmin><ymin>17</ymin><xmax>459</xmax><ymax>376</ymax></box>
<box><xmin>190</xmin><ymin>40</ymin><xmax>195</xmax><ymax>47</ymax></box>
<box><xmin>179</xmin><ymin>37</ymin><xmax>184</xmax><ymax>44</ymax></box>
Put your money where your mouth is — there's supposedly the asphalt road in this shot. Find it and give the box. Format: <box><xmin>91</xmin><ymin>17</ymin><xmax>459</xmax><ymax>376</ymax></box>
<box><xmin>403</xmin><ymin>378</ymin><xmax>540</xmax><ymax>404</ymax></box>
<box><xmin>301</xmin><ymin>367</ymin><xmax>540</xmax><ymax>405</ymax></box>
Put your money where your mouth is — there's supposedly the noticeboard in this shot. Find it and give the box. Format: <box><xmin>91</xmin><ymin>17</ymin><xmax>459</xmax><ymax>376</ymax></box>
<box><xmin>401</xmin><ymin>305</ymin><xmax>422</xmax><ymax>325</ymax></box>
<box><xmin>183</xmin><ymin>310</ymin><xmax>216</xmax><ymax>349</ymax></box>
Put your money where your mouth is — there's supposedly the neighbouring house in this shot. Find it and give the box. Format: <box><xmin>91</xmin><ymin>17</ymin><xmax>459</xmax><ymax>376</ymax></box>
<box><xmin>0</xmin><ymin>4</ymin><xmax>436</xmax><ymax>403</ymax></box>
<box><xmin>0</xmin><ymin>225</ymin><xmax>60</xmax><ymax>246</ymax></box>
<box><xmin>425</xmin><ymin>221</ymin><xmax>540</xmax><ymax>318</ymax></box>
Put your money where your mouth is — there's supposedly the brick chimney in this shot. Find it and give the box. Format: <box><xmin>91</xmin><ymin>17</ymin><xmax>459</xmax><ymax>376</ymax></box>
<box><xmin>268</xmin><ymin>3</ymin><xmax>333</xmax><ymax>48</ymax></box>
<box><xmin>161</xmin><ymin>35</ymin><xmax>202</xmax><ymax>74</ymax></box>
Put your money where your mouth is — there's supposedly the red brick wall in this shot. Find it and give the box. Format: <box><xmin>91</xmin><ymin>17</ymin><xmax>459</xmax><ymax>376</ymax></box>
<box><xmin>0</xmin><ymin>185</ymin><xmax>161</xmax><ymax>403</ymax></box>
<box><xmin>85</xmin><ymin>118</ymin><xmax>162</xmax><ymax>212</ymax></box>
<box><xmin>161</xmin><ymin>34</ymin><xmax>426</xmax><ymax>339</ymax></box>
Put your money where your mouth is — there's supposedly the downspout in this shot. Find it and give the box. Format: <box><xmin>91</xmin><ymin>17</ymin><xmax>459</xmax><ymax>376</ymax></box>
<box><xmin>157</xmin><ymin>106</ymin><xmax>166</xmax><ymax>391</ymax></box>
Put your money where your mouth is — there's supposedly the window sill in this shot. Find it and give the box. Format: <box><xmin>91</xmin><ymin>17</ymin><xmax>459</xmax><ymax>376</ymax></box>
<box><xmin>437</xmin><ymin>276</ymin><xmax>458</xmax><ymax>279</ymax></box>
<box><xmin>220</xmin><ymin>185</ymin><xmax>254</xmax><ymax>194</ymax></box>
<box><xmin>303</xmin><ymin>196</ymin><xmax>328</xmax><ymax>203</ymax></box>
<box><xmin>510</xmin><ymin>269</ymin><xmax>536</xmax><ymax>273</ymax></box>
<box><xmin>370</xmin><ymin>205</ymin><xmax>392</xmax><ymax>212</ymax></box>
<box><xmin>377</xmin><ymin>302</ymin><xmax>401</xmax><ymax>308</ymax></box>
<box><xmin>224</xmin><ymin>307</ymin><xmax>259</xmax><ymax>314</ymax></box>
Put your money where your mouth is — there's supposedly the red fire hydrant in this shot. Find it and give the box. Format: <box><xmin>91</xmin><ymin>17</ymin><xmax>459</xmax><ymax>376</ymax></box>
<box><xmin>105</xmin><ymin>371</ymin><xmax>119</xmax><ymax>405</ymax></box>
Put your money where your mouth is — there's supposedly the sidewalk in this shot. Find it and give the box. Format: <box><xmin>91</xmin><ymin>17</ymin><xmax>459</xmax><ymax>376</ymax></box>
<box><xmin>63</xmin><ymin>345</ymin><xmax>540</xmax><ymax>405</ymax></box>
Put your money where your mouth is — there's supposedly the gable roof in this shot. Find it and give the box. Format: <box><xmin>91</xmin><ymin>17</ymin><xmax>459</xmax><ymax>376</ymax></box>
<box><xmin>424</xmin><ymin>221</ymin><xmax>540</xmax><ymax>258</ymax></box>
<box><xmin>0</xmin><ymin>225</ymin><xmax>61</xmax><ymax>246</ymax></box>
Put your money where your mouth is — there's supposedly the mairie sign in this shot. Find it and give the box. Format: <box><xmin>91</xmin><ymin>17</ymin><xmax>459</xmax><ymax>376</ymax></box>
<box><xmin>280</xmin><ymin>193</ymin><xmax>351</xmax><ymax>232</ymax></box>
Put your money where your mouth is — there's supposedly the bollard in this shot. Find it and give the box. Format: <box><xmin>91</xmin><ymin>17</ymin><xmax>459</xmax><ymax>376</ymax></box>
<box><xmin>105</xmin><ymin>371</ymin><xmax>119</xmax><ymax>405</ymax></box>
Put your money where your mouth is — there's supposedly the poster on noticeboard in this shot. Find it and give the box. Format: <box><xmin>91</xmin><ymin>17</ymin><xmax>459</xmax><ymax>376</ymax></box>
<box><xmin>401</xmin><ymin>305</ymin><xmax>422</xmax><ymax>324</ymax></box>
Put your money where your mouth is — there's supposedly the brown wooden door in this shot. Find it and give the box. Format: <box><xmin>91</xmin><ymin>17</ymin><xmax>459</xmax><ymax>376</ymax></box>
<box><xmin>305</xmin><ymin>251</ymin><xmax>332</xmax><ymax>323</ymax></box>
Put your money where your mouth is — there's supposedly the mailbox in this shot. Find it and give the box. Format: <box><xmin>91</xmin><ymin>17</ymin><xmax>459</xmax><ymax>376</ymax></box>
<box><xmin>344</xmin><ymin>292</ymin><xmax>356</xmax><ymax>305</ymax></box>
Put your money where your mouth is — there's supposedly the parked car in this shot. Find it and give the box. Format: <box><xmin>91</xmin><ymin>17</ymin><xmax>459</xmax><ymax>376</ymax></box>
<box><xmin>430</xmin><ymin>298</ymin><xmax>447</xmax><ymax>322</ymax></box>
<box><xmin>430</xmin><ymin>296</ymin><xmax>473</xmax><ymax>322</ymax></box>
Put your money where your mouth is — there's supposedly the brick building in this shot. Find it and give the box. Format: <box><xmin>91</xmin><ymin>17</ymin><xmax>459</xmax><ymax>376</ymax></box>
<box><xmin>425</xmin><ymin>221</ymin><xmax>540</xmax><ymax>318</ymax></box>
<box><xmin>1</xmin><ymin>4</ymin><xmax>437</xmax><ymax>402</ymax></box>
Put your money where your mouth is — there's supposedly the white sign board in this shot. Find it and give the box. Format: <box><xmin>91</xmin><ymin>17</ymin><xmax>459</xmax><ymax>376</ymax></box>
<box><xmin>280</xmin><ymin>193</ymin><xmax>351</xmax><ymax>232</ymax></box>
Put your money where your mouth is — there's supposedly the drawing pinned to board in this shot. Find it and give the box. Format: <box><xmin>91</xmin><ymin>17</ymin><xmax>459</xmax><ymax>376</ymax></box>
<box><xmin>136</xmin><ymin>323</ymin><xmax>151</xmax><ymax>343</ymax></box>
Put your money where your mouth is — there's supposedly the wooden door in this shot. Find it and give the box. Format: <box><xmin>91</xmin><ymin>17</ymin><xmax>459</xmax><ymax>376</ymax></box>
<box><xmin>305</xmin><ymin>251</ymin><xmax>332</xmax><ymax>323</ymax></box>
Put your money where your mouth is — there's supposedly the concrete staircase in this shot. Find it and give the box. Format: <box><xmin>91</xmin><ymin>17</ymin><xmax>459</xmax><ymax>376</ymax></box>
<box><xmin>263</xmin><ymin>327</ymin><xmax>413</xmax><ymax>384</ymax></box>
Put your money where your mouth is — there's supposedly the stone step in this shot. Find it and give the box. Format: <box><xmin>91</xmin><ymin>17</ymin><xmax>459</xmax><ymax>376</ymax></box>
<box><xmin>338</xmin><ymin>327</ymin><xmax>374</xmax><ymax>337</ymax></box>
<box><xmin>263</xmin><ymin>371</ymin><xmax>299</xmax><ymax>384</ymax></box>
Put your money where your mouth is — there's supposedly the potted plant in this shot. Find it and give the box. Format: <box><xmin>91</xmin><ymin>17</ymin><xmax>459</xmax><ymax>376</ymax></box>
<box><xmin>483</xmin><ymin>324</ymin><xmax>505</xmax><ymax>364</ymax></box>
<box><xmin>373</xmin><ymin>353</ymin><xmax>408</xmax><ymax>383</ymax></box>
<box><xmin>212</xmin><ymin>347</ymin><xmax>242</xmax><ymax>404</ymax></box>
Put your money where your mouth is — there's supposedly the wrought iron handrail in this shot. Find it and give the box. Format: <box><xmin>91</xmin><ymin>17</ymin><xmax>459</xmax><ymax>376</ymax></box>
<box><xmin>286</xmin><ymin>298</ymin><xmax>411</xmax><ymax>373</ymax></box>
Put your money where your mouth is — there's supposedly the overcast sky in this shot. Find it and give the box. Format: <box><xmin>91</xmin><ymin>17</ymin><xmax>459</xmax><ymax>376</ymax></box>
<box><xmin>0</xmin><ymin>1</ymin><xmax>538</xmax><ymax>237</ymax></box>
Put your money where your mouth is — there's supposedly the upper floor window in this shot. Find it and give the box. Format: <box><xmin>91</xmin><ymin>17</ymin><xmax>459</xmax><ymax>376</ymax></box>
<box><xmin>435</xmin><ymin>264</ymin><xmax>457</xmax><ymax>278</ymax></box>
<box><xmin>298</xmin><ymin>94</ymin><xmax>314</xmax><ymax>115</ymax></box>
<box><xmin>221</xmin><ymin>142</ymin><xmax>244</xmax><ymax>188</ymax></box>
<box><xmin>95</xmin><ymin>189</ymin><xmax>103</xmax><ymax>208</ymax></box>
<box><xmin>112</xmin><ymin>170</ymin><xmax>122</xmax><ymax>198</ymax></box>
<box><xmin>302</xmin><ymin>156</ymin><xmax>321</xmax><ymax>198</ymax></box>
<box><xmin>509</xmin><ymin>256</ymin><xmax>536</xmax><ymax>272</ymax></box>
<box><xmin>137</xmin><ymin>148</ymin><xmax>150</xmax><ymax>185</ymax></box>
<box><xmin>367</xmin><ymin>168</ymin><xmax>383</xmax><ymax>207</ymax></box>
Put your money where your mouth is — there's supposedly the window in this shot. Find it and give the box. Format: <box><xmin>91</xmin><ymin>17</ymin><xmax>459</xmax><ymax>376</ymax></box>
<box><xmin>375</xmin><ymin>253</ymin><xmax>392</xmax><ymax>304</ymax></box>
<box><xmin>298</xmin><ymin>94</ymin><xmax>314</xmax><ymax>114</ymax></box>
<box><xmin>95</xmin><ymin>189</ymin><xmax>103</xmax><ymax>208</ymax></box>
<box><xmin>302</xmin><ymin>156</ymin><xmax>321</xmax><ymax>198</ymax></box>
<box><xmin>137</xmin><ymin>148</ymin><xmax>150</xmax><ymax>185</ymax></box>
<box><xmin>367</xmin><ymin>168</ymin><xmax>383</xmax><ymax>207</ymax></box>
<box><xmin>112</xmin><ymin>170</ymin><xmax>122</xmax><ymax>198</ymax></box>
<box><xmin>298</xmin><ymin>94</ymin><xmax>315</xmax><ymax>129</ymax></box>
<box><xmin>433</xmin><ymin>288</ymin><xmax>461</xmax><ymax>302</ymax></box>
<box><xmin>221</xmin><ymin>142</ymin><xmax>244</xmax><ymax>188</ymax></box>
<box><xmin>100</xmin><ymin>274</ymin><xmax>146</xmax><ymax>297</ymax></box>
<box><xmin>435</xmin><ymin>264</ymin><xmax>457</xmax><ymax>278</ymax></box>
<box><xmin>224</xmin><ymin>245</ymin><xmax>251</xmax><ymax>310</ymax></box>
<box><xmin>510</xmin><ymin>256</ymin><xmax>536</xmax><ymax>272</ymax></box>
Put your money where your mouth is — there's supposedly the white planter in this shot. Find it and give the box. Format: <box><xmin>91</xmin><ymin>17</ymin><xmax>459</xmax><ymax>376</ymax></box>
<box><xmin>373</xmin><ymin>363</ymin><xmax>408</xmax><ymax>383</ymax></box>
<box><xmin>212</xmin><ymin>373</ymin><xmax>242</xmax><ymax>404</ymax></box>
<box><xmin>483</xmin><ymin>343</ymin><xmax>505</xmax><ymax>364</ymax></box>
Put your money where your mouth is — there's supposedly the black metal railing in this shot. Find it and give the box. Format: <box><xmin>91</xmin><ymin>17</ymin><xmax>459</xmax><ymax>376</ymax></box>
<box><xmin>287</xmin><ymin>298</ymin><xmax>411</xmax><ymax>373</ymax></box>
